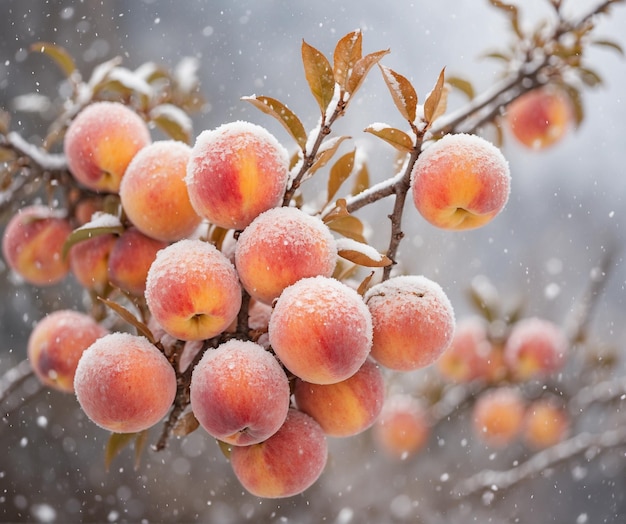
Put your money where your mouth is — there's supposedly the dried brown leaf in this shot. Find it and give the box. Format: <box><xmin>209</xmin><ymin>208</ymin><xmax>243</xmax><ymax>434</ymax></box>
<box><xmin>364</xmin><ymin>124</ymin><xmax>414</xmax><ymax>153</ymax></box>
<box><xmin>243</xmin><ymin>95</ymin><xmax>307</xmax><ymax>150</ymax></box>
<box><xmin>379</xmin><ymin>65</ymin><xmax>417</xmax><ymax>122</ymax></box>
<box><xmin>333</xmin><ymin>31</ymin><xmax>363</xmax><ymax>91</ymax></box>
<box><xmin>302</xmin><ymin>40</ymin><xmax>335</xmax><ymax>114</ymax></box>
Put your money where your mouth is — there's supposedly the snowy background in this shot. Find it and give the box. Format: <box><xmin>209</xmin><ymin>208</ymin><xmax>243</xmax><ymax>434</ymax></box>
<box><xmin>1</xmin><ymin>0</ymin><xmax>626</xmax><ymax>522</ymax></box>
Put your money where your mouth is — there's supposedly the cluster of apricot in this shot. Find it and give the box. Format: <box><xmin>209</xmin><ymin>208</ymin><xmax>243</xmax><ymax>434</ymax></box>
<box><xmin>371</xmin><ymin>314</ymin><xmax>572</xmax><ymax>461</ymax></box>
<box><xmin>1</xmin><ymin>97</ymin><xmax>515</xmax><ymax>498</ymax></box>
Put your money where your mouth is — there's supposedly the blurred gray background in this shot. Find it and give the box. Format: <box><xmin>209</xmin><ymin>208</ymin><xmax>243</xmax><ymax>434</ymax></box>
<box><xmin>1</xmin><ymin>0</ymin><xmax>626</xmax><ymax>522</ymax></box>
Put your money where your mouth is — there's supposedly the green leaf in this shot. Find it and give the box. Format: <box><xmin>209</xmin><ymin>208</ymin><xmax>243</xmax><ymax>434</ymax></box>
<box><xmin>307</xmin><ymin>135</ymin><xmax>351</xmax><ymax>177</ymax></box>
<box><xmin>105</xmin><ymin>433</ymin><xmax>136</xmax><ymax>472</ymax></box>
<box><xmin>351</xmin><ymin>163</ymin><xmax>370</xmax><ymax>196</ymax></box>
<box><xmin>338</xmin><ymin>248</ymin><xmax>392</xmax><ymax>268</ymax></box>
<box><xmin>592</xmin><ymin>39</ymin><xmax>624</xmax><ymax>56</ymax></box>
<box><xmin>30</xmin><ymin>42</ymin><xmax>76</xmax><ymax>78</ymax></box>
<box><xmin>302</xmin><ymin>40</ymin><xmax>335</xmax><ymax>114</ymax></box>
<box><xmin>333</xmin><ymin>31</ymin><xmax>363</xmax><ymax>91</ymax></box>
<box><xmin>150</xmin><ymin>104</ymin><xmax>193</xmax><ymax>144</ymax></box>
<box><xmin>364</xmin><ymin>124</ymin><xmax>414</xmax><ymax>153</ymax></box>
<box><xmin>242</xmin><ymin>95</ymin><xmax>307</xmax><ymax>150</ymax></box>
<box><xmin>62</xmin><ymin>224</ymin><xmax>124</xmax><ymax>259</ymax></box>
<box><xmin>423</xmin><ymin>68</ymin><xmax>446</xmax><ymax>125</ymax></box>
<box><xmin>379</xmin><ymin>65</ymin><xmax>418</xmax><ymax>122</ymax></box>
<box><xmin>97</xmin><ymin>297</ymin><xmax>158</xmax><ymax>345</ymax></box>
<box><xmin>327</xmin><ymin>149</ymin><xmax>355</xmax><ymax>205</ymax></box>
<box><xmin>446</xmin><ymin>76</ymin><xmax>475</xmax><ymax>100</ymax></box>
<box><xmin>346</xmin><ymin>49</ymin><xmax>390</xmax><ymax>97</ymax></box>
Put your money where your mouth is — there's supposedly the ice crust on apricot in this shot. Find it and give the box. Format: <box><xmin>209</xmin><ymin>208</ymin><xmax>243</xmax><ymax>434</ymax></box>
<box><xmin>411</xmin><ymin>133</ymin><xmax>510</xmax><ymax>230</ymax></box>
<box><xmin>364</xmin><ymin>275</ymin><xmax>455</xmax><ymax>371</ymax></box>
<box><xmin>268</xmin><ymin>276</ymin><xmax>373</xmax><ymax>385</ymax></box>
<box><xmin>230</xmin><ymin>409</ymin><xmax>328</xmax><ymax>498</ymax></box>
<box><xmin>186</xmin><ymin>121</ymin><xmax>289</xmax><ymax>230</ymax></box>
<box><xmin>74</xmin><ymin>333</ymin><xmax>176</xmax><ymax>433</ymax></box>
<box><xmin>235</xmin><ymin>206</ymin><xmax>337</xmax><ymax>304</ymax></box>
<box><xmin>190</xmin><ymin>340</ymin><xmax>290</xmax><ymax>446</ymax></box>
<box><xmin>145</xmin><ymin>239</ymin><xmax>242</xmax><ymax>341</ymax></box>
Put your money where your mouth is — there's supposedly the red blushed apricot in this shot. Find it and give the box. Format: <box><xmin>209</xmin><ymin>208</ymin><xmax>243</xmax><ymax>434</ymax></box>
<box><xmin>145</xmin><ymin>239</ymin><xmax>242</xmax><ymax>341</ymax></box>
<box><xmin>230</xmin><ymin>409</ymin><xmax>328</xmax><ymax>498</ymax></box>
<box><xmin>411</xmin><ymin>133</ymin><xmax>510</xmax><ymax>230</ymax></box>
<box><xmin>522</xmin><ymin>399</ymin><xmax>569</xmax><ymax>449</ymax></box>
<box><xmin>69</xmin><ymin>233</ymin><xmax>117</xmax><ymax>293</ymax></box>
<box><xmin>373</xmin><ymin>394</ymin><xmax>430</xmax><ymax>460</ymax></box>
<box><xmin>268</xmin><ymin>276</ymin><xmax>373</xmax><ymax>385</ymax></box>
<box><xmin>506</xmin><ymin>87</ymin><xmax>573</xmax><ymax>150</ymax></box>
<box><xmin>64</xmin><ymin>101</ymin><xmax>151</xmax><ymax>193</ymax></box>
<box><xmin>190</xmin><ymin>340</ymin><xmax>290</xmax><ymax>446</ymax></box>
<box><xmin>437</xmin><ymin>316</ymin><xmax>494</xmax><ymax>383</ymax></box>
<box><xmin>27</xmin><ymin>310</ymin><xmax>109</xmax><ymax>393</ymax></box>
<box><xmin>472</xmin><ymin>387</ymin><xmax>525</xmax><ymax>447</ymax></box>
<box><xmin>186</xmin><ymin>121</ymin><xmax>289</xmax><ymax>230</ymax></box>
<box><xmin>235</xmin><ymin>207</ymin><xmax>337</xmax><ymax>304</ymax></box>
<box><xmin>74</xmin><ymin>332</ymin><xmax>176</xmax><ymax>433</ymax></box>
<box><xmin>294</xmin><ymin>358</ymin><xmax>385</xmax><ymax>437</ymax></box>
<box><xmin>364</xmin><ymin>275</ymin><xmax>455</xmax><ymax>372</ymax></box>
<box><xmin>1</xmin><ymin>205</ymin><xmax>72</xmax><ymax>286</ymax></box>
<box><xmin>504</xmin><ymin>317</ymin><xmax>568</xmax><ymax>381</ymax></box>
<box><xmin>107</xmin><ymin>228</ymin><xmax>168</xmax><ymax>296</ymax></box>
<box><xmin>120</xmin><ymin>141</ymin><xmax>201</xmax><ymax>242</ymax></box>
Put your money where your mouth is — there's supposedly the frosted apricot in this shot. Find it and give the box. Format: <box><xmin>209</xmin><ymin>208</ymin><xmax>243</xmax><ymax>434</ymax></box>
<box><xmin>27</xmin><ymin>310</ymin><xmax>109</xmax><ymax>393</ymax></box>
<box><xmin>235</xmin><ymin>206</ymin><xmax>337</xmax><ymax>304</ymax></box>
<box><xmin>294</xmin><ymin>358</ymin><xmax>385</xmax><ymax>437</ymax></box>
<box><xmin>506</xmin><ymin>87</ymin><xmax>573</xmax><ymax>149</ymax></box>
<box><xmin>373</xmin><ymin>394</ymin><xmax>430</xmax><ymax>459</ymax></box>
<box><xmin>522</xmin><ymin>399</ymin><xmax>569</xmax><ymax>449</ymax></box>
<box><xmin>504</xmin><ymin>317</ymin><xmax>568</xmax><ymax>380</ymax></box>
<box><xmin>364</xmin><ymin>275</ymin><xmax>455</xmax><ymax>371</ymax></box>
<box><xmin>1</xmin><ymin>205</ymin><xmax>72</xmax><ymax>286</ymax></box>
<box><xmin>472</xmin><ymin>387</ymin><xmax>525</xmax><ymax>447</ymax></box>
<box><xmin>268</xmin><ymin>276</ymin><xmax>372</xmax><ymax>385</ymax></box>
<box><xmin>411</xmin><ymin>133</ymin><xmax>510</xmax><ymax>230</ymax></box>
<box><xmin>119</xmin><ymin>141</ymin><xmax>201</xmax><ymax>242</ymax></box>
<box><xmin>230</xmin><ymin>409</ymin><xmax>328</xmax><ymax>498</ymax></box>
<box><xmin>64</xmin><ymin>101</ymin><xmax>151</xmax><ymax>193</ymax></box>
<box><xmin>190</xmin><ymin>340</ymin><xmax>290</xmax><ymax>446</ymax></box>
<box><xmin>186</xmin><ymin>121</ymin><xmax>289</xmax><ymax>230</ymax></box>
<box><xmin>145</xmin><ymin>239</ymin><xmax>242</xmax><ymax>341</ymax></box>
<box><xmin>74</xmin><ymin>333</ymin><xmax>176</xmax><ymax>433</ymax></box>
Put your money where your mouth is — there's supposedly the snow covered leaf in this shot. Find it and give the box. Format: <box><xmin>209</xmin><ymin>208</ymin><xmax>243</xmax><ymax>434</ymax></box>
<box><xmin>423</xmin><ymin>68</ymin><xmax>447</xmax><ymax>125</ymax></box>
<box><xmin>62</xmin><ymin>213</ymin><xmax>124</xmax><ymax>259</ymax></box>
<box><xmin>327</xmin><ymin>149</ymin><xmax>355</xmax><ymax>205</ymax></box>
<box><xmin>379</xmin><ymin>65</ymin><xmax>417</xmax><ymax>122</ymax></box>
<box><xmin>30</xmin><ymin>42</ymin><xmax>76</xmax><ymax>78</ymax></box>
<box><xmin>365</xmin><ymin>123</ymin><xmax>414</xmax><ymax>153</ymax></box>
<box><xmin>243</xmin><ymin>95</ymin><xmax>307</xmax><ymax>150</ymax></box>
<box><xmin>98</xmin><ymin>297</ymin><xmax>157</xmax><ymax>345</ymax></box>
<box><xmin>302</xmin><ymin>40</ymin><xmax>335</xmax><ymax>114</ymax></box>
<box><xmin>347</xmin><ymin>49</ymin><xmax>390</xmax><ymax>97</ymax></box>
<box><xmin>150</xmin><ymin>103</ymin><xmax>193</xmax><ymax>144</ymax></box>
<box><xmin>308</xmin><ymin>135</ymin><xmax>351</xmax><ymax>177</ymax></box>
<box><xmin>333</xmin><ymin>30</ymin><xmax>363</xmax><ymax>91</ymax></box>
<box><xmin>337</xmin><ymin>238</ymin><xmax>392</xmax><ymax>267</ymax></box>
